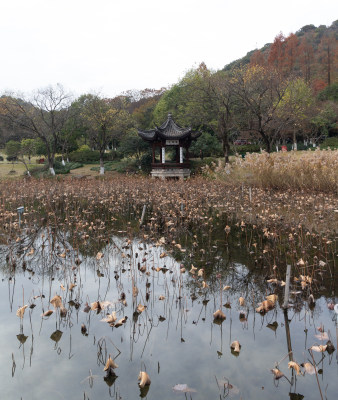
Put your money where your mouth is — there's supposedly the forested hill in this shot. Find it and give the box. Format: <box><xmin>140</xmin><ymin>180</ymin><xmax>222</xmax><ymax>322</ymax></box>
<box><xmin>223</xmin><ymin>21</ymin><xmax>338</xmax><ymax>91</ymax></box>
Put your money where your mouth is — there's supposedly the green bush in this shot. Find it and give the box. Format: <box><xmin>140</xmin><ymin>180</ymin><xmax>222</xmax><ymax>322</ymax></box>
<box><xmin>317</xmin><ymin>83</ymin><xmax>338</xmax><ymax>102</ymax></box>
<box><xmin>190</xmin><ymin>157</ymin><xmax>217</xmax><ymax>174</ymax></box>
<box><xmin>66</xmin><ymin>162</ymin><xmax>83</xmax><ymax>170</ymax></box>
<box><xmin>28</xmin><ymin>165</ymin><xmax>49</xmax><ymax>177</ymax></box>
<box><xmin>140</xmin><ymin>153</ymin><xmax>152</xmax><ymax>173</ymax></box>
<box><xmin>54</xmin><ymin>161</ymin><xmax>70</xmax><ymax>174</ymax></box>
<box><xmin>115</xmin><ymin>160</ymin><xmax>140</xmax><ymax>174</ymax></box>
<box><xmin>231</xmin><ymin>144</ymin><xmax>261</xmax><ymax>154</ymax></box>
<box><xmin>190</xmin><ymin>132</ymin><xmax>223</xmax><ymax>157</ymax></box>
<box><xmin>6</xmin><ymin>155</ymin><xmax>18</xmax><ymax>162</ymax></box>
<box><xmin>67</xmin><ymin>150</ymin><xmax>115</xmax><ymax>164</ymax></box>
<box><xmin>320</xmin><ymin>136</ymin><xmax>338</xmax><ymax>149</ymax></box>
<box><xmin>90</xmin><ymin>161</ymin><xmax>115</xmax><ymax>172</ymax></box>
<box><xmin>0</xmin><ymin>156</ymin><xmax>4</xmax><ymax>161</ymax></box>
<box><xmin>78</xmin><ymin>145</ymin><xmax>91</xmax><ymax>152</ymax></box>
<box><xmin>97</xmin><ymin>159</ymin><xmax>141</xmax><ymax>174</ymax></box>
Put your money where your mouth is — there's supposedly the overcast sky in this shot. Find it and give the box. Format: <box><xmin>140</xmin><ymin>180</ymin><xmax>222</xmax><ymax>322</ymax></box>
<box><xmin>0</xmin><ymin>0</ymin><xmax>337</xmax><ymax>98</ymax></box>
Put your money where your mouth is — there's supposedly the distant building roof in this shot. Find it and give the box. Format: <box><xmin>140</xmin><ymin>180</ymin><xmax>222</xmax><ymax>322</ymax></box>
<box><xmin>138</xmin><ymin>113</ymin><xmax>201</xmax><ymax>142</ymax></box>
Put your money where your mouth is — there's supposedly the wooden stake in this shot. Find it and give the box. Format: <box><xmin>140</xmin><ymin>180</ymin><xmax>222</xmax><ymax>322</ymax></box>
<box><xmin>283</xmin><ymin>264</ymin><xmax>291</xmax><ymax>309</ymax></box>
<box><xmin>140</xmin><ymin>205</ymin><xmax>147</xmax><ymax>226</ymax></box>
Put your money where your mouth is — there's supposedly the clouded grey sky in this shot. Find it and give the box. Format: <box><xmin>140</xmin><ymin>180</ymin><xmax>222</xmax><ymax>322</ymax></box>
<box><xmin>1</xmin><ymin>0</ymin><xmax>337</xmax><ymax>97</ymax></box>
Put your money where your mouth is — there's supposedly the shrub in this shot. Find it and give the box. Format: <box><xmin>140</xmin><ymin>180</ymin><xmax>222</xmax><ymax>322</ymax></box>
<box><xmin>231</xmin><ymin>144</ymin><xmax>261</xmax><ymax>155</ymax></box>
<box><xmin>78</xmin><ymin>145</ymin><xmax>91</xmax><ymax>152</ymax></box>
<box><xmin>190</xmin><ymin>157</ymin><xmax>217</xmax><ymax>174</ymax></box>
<box><xmin>320</xmin><ymin>136</ymin><xmax>338</xmax><ymax>149</ymax></box>
<box><xmin>29</xmin><ymin>165</ymin><xmax>49</xmax><ymax>177</ymax></box>
<box><xmin>67</xmin><ymin>150</ymin><xmax>115</xmax><ymax>164</ymax></box>
<box><xmin>317</xmin><ymin>82</ymin><xmax>338</xmax><ymax>102</ymax></box>
<box><xmin>66</xmin><ymin>162</ymin><xmax>83</xmax><ymax>170</ymax></box>
<box><xmin>6</xmin><ymin>155</ymin><xmax>18</xmax><ymax>162</ymax></box>
<box><xmin>90</xmin><ymin>161</ymin><xmax>115</xmax><ymax>172</ymax></box>
<box><xmin>190</xmin><ymin>132</ymin><xmax>223</xmax><ymax>157</ymax></box>
<box><xmin>0</xmin><ymin>156</ymin><xmax>4</xmax><ymax>161</ymax></box>
<box><xmin>54</xmin><ymin>161</ymin><xmax>70</xmax><ymax>174</ymax></box>
<box><xmin>140</xmin><ymin>153</ymin><xmax>152</xmax><ymax>173</ymax></box>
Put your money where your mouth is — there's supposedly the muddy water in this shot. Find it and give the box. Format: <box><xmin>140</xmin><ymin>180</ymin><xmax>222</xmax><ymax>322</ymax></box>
<box><xmin>0</xmin><ymin>227</ymin><xmax>337</xmax><ymax>400</ymax></box>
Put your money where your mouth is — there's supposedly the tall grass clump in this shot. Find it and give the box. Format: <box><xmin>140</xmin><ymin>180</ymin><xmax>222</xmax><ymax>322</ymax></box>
<box><xmin>214</xmin><ymin>149</ymin><xmax>338</xmax><ymax>192</ymax></box>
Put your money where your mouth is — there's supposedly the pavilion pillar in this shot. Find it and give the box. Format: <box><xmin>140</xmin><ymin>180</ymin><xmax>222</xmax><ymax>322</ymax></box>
<box><xmin>179</xmin><ymin>146</ymin><xmax>183</xmax><ymax>164</ymax></box>
<box><xmin>161</xmin><ymin>147</ymin><xmax>165</xmax><ymax>164</ymax></box>
<box><xmin>152</xmin><ymin>144</ymin><xmax>155</xmax><ymax>163</ymax></box>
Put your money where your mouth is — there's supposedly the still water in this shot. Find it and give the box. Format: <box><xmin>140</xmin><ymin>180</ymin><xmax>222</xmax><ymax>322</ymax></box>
<box><xmin>0</xmin><ymin>227</ymin><xmax>337</xmax><ymax>400</ymax></box>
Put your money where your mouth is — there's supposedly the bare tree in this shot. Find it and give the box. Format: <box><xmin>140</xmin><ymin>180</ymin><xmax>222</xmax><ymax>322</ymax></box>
<box><xmin>0</xmin><ymin>84</ymin><xmax>72</xmax><ymax>175</ymax></box>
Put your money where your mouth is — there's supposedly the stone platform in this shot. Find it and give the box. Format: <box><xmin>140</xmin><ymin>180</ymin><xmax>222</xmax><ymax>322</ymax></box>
<box><xmin>150</xmin><ymin>168</ymin><xmax>191</xmax><ymax>180</ymax></box>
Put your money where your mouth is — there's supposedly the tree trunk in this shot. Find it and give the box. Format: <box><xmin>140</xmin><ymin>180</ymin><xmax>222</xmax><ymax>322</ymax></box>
<box><xmin>48</xmin><ymin>155</ymin><xmax>55</xmax><ymax>175</ymax></box>
<box><xmin>100</xmin><ymin>156</ymin><xmax>105</xmax><ymax>175</ymax></box>
<box><xmin>222</xmin><ymin>139</ymin><xmax>230</xmax><ymax>164</ymax></box>
<box><xmin>260</xmin><ymin>130</ymin><xmax>271</xmax><ymax>153</ymax></box>
<box><xmin>219</xmin><ymin>113</ymin><xmax>230</xmax><ymax>164</ymax></box>
<box><xmin>21</xmin><ymin>158</ymin><xmax>31</xmax><ymax>177</ymax></box>
<box><xmin>293</xmin><ymin>128</ymin><xmax>297</xmax><ymax>151</ymax></box>
<box><xmin>327</xmin><ymin>45</ymin><xmax>331</xmax><ymax>86</ymax></box>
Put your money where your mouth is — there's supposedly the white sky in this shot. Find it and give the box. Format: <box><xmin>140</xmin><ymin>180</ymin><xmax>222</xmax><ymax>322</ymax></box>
<box><xmin>0</xmin><ymin>0</ymin><xmax>337</xmax><ymax>98</ymax></box>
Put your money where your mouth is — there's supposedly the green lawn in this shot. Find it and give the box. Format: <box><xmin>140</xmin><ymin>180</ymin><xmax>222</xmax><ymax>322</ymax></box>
<box><xmin>0</xmin><ymin>161</ymin><xmax>28</xmax><ymax>179</ymax></box>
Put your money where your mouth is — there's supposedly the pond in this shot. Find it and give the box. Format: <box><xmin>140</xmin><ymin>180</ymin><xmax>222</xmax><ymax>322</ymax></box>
<box><xmin>0</xmin><ymin>212</ymin><xmax>337</xmax><ymax>400</ymax></box>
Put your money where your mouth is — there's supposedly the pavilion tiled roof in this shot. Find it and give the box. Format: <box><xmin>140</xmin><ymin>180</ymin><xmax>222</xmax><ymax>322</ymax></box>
<box><xmin>138</xmin><ymin>113</ymin><xmax>200</xmax><ymax>142</ymax></box>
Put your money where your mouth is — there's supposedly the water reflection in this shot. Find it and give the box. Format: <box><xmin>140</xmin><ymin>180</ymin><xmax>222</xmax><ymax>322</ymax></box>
<box><xmin>0</xmin><ymin>222</ymin><xmax>336</xmax><ymax>400</ymax></box>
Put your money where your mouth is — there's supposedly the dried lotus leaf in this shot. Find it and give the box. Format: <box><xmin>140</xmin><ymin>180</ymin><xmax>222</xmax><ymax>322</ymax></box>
<box><xmin>104</xmin><ymin>355</ymin><xmax>118</xmax><ymax>371</ymax></box>
<box><xmin>271</xmin><ymin>368</ymin><xmax>284</xmax><ymax>379</ymax></box>
<box><xmin>101</xmin><ymin>311</ymin><xmax>117</xmax><ymax>323</ymax></box>
<box><xmin>16</xmin><ymin>305</ymin><xmax>28</xmax><ymax>319</ymax></box>
<box><xmin>302</xmin><ymin>362</ymin><xmax>315</xmax><ymax>375</ymax></box>
<box><xmin>256</xmin><ymin>300</ymin><xmax>274</xmax><ymax>313</ymax></box>
<box><xmin>69</xmin><ymin>283</ymin><xmax>76</xmax><ymax>291</ymax></box>
<box><xmin>50</xmin><ymin>295</ymin><xmax>63</xmax><ymax>309</ymax></box>
<box><xmin>266</xmin><ymin>294</ymin><xmax>278</xmax><ymax>304</ymax></box>
<box><xmin>213</xmin><ymin>309</ymin><xmax>226</xmax><ymax>320</ymax></box>
<box><xmin>230</xmin><ymin>340</ymin><xmax>241</xmax><ymax>353</ymax></box>
<box><xmin>310</xmin><ymin>345</ymin><xmax>327</xmax><ymax>352</ymax></box>
<box><xmin>42</xmin><ymin>310</ymin><xmax>53</xmax><ymax>317</ymax></box>
<box><xmin>288</xmin><ymin>361</ymin><xmax>301</xmax><ymax>375</ymax></box>
<box><xmin>137</xmin><ymin>304</ymin><xmax>146</xmax><ymax>313</ymax></box>
<box><xmin>138</xmin><ymin>371</ymin><xmax>151</xmax><ymax>388</ymax></box>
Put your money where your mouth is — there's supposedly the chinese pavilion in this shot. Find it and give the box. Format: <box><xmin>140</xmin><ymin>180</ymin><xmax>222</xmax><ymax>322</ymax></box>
<box><xmin>138</xmin><ymin>113</ymin><xmax>201</xmax><ymax>179</ymax></box>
